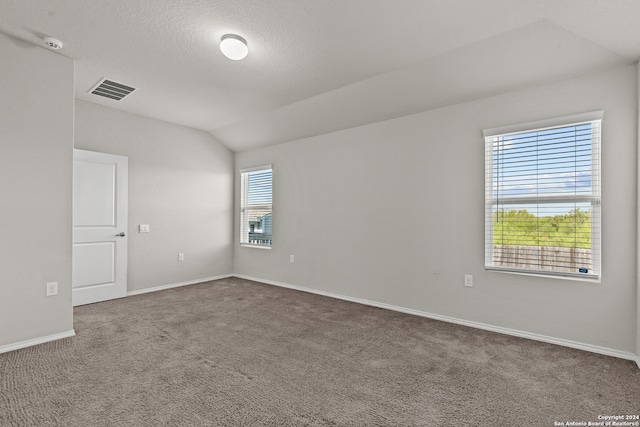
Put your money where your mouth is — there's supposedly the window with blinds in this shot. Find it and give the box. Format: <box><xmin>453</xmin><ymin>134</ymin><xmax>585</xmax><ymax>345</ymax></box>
<box><xmin>240</xmin><ymin>166</ymin><xmax>273</xmax><ymax>248</ymax></box>
<box><xmin>484</xmin><ymin>111</ymin><xmax>602</xmax><ymax>279</ymax></box>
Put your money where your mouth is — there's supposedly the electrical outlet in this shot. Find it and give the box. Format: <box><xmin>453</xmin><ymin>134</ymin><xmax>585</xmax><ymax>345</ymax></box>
<box><xmin>464</xmin><ymin>275</ymin><xmax>473</xmax><ymax>287</ymax></box>
<box><xmin>46</xmin><ymin>281</ymin><xmax>58</xmax><ymax>296</ymax></box>
<box><xmin>178</xmin><ymin>253</ymin><xmax>184</xmax><ymax>262</ymax></box>
<box><xmin>290</xmin><ymin>254</ymin><xmax>295</xmax><ymax>263</ymax></box>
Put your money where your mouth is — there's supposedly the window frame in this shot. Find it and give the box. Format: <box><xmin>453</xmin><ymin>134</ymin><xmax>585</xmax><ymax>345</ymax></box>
<box><xmin>483</xmin><ymin>111</ymin><xmax>602</xmax><ymax>280</ymax></box>
<box><xmin>240</xmin><ymin>165</ymin><xmax>273</xmax><ymax>249</ymax></box>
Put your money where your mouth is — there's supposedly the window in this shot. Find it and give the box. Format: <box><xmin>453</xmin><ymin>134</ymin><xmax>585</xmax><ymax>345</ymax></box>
<box><xmin>240</xmin><ymin>165</ymin><xmax>272</xmax><ymax>248</ymax></box>
<box><xmin>484</xmin><ymin>111</ymin><xmax>602</xmax><ymax>279</ymax></box>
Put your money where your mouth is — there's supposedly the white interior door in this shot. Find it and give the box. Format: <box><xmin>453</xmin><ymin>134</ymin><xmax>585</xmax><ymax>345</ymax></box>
<box><xmin>73</xmin><ymin>149</ymin><xmax>128</xmax><ymax>306</ymax></box>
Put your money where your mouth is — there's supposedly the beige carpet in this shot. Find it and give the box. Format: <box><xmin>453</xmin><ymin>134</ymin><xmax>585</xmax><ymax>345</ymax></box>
<box><xmin>1</xmin><ymin>277</ymin><xmax>638</xmax><ymax>426</ymax></box>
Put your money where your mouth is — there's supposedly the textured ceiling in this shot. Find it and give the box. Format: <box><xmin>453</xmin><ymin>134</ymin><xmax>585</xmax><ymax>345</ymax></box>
<box><xmin>1</xmin><ymin>0</ymin><xmax>638</xmax><ymax>151</ymax></box>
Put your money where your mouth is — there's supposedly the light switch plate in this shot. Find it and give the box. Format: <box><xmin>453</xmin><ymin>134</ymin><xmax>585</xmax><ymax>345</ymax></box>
<box><xmin>139</xmin><ymin>224</ymin><xmax>150</xmax><ymax>233</ymax></box>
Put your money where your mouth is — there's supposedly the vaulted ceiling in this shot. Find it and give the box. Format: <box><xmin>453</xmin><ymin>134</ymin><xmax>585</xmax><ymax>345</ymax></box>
<box><xmin>1</xmin><ymin>0</ymin><xmax>638</xmax><ymax>151</ymax></box>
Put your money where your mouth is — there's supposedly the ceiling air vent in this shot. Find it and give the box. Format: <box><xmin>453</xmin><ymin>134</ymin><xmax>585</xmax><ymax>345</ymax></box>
<box><xmin>88</xmin><ymin>78</ymin><xmax>136</xmax><ymax>101</ymax></box>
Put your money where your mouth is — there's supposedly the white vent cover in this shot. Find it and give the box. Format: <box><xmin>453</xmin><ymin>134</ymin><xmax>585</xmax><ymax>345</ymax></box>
<box><xmin>88</xmin><ymin>79</ymin><xmax>136</xmax><ymax>101</ymax></box>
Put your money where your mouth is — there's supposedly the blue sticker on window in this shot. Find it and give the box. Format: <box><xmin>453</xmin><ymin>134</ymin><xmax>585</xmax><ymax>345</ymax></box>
<box><xmin>579</xmin><ymin>268</ymin><xmax>589</xmax><ymax>274</ymax></box>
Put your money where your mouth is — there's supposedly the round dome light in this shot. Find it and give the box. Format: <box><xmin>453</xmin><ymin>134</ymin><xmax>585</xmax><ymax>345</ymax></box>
<box><xmin>220</xmin><ymin>34</ymin><xmax>248</xmax><ymax>60</ymax></box>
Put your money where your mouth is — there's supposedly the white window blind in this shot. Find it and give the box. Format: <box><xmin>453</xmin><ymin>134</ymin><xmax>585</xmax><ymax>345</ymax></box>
<box><xmin>240</xmin><ymin>166</ymin><xmax>272</xmax><ymax>248</ymax></box>
<box><xmin>484</xmin><ymin>111</ymin><xmax>602</xmax><ymax>279</ymax></box>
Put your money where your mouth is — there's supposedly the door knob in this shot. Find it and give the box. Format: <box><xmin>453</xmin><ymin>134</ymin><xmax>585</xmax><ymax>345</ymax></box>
<box><xmin>116</xmin><ymin>232</ymin><xmax>126</xmax><ymax>237</ymax></box>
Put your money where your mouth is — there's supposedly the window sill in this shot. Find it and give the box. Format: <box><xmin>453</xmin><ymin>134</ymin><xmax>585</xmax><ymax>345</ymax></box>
<box><xmin>241</xmin><ymin>243</ymin><xmax>272</xmax><ymax>250</ymax></box>
<box><xmin>486</xmin><ymin>266</ymin><xmax>601</xmax><ymax>283</ymax></box>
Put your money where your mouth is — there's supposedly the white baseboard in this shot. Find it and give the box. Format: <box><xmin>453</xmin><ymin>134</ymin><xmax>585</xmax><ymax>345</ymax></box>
<box><xmin>4</xmin><ymin>276</ymin><xmax>637</xmax><ymax>368</ymax></box>
<box><xmin>0</xmin><ymin>329</ymin><xmax>76</xmax><ymax>355</ymax></box>
<box><xmin>127</xmin><ymin>274</ymin><xmax>233</xmax><ymax>297</ymax></box>
<box><xmin>234</xmin><ymin>274</ymin><xmax>639</xmax><ymax>365</ymax></box>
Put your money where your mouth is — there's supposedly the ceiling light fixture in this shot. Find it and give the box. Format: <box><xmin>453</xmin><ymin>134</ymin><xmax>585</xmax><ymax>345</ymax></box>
<box><xmin>220</xmin><ymin>34</ymin><xmax>248</xmax><ymax>60</ymax></box>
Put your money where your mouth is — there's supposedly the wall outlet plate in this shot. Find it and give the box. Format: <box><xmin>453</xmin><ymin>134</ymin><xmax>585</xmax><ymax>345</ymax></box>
<box><xmin>464</xmin><ymin>275</ymin><xmax>473</xmax><ymax>287</ymax></box>
<box><xmin>46</xmin><ymin>281</ymin><xmax>58</xmax><ymax>296</ymax></box>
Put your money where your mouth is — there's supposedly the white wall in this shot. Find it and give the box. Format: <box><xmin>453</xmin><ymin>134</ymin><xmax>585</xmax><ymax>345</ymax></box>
<box><xmin>0</xmin><ymin>34</ymin><xmax>74</xmax><ymax>347</ymax></box>
<box><xmin>235</xmin><ymin>64</ymin><xmax>638</xmax><ymax>355</ymax></box>
<box><xmin>75</xmin><ymin>101</ymin><xmax>233</xmax><ymax>292</ymax></box>
<box><xmin>637</xmin><ymin>64</ymin><xmax>640</xmax><ymax>365</ymax></box>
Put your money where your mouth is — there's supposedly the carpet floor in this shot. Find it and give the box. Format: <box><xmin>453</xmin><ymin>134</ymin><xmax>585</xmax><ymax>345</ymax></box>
<box><xmin>1</xmin><ymin>277</ymin><xmax>638</xmax><ymax>426</ymax></box>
